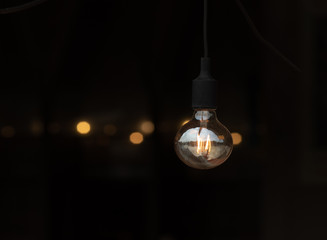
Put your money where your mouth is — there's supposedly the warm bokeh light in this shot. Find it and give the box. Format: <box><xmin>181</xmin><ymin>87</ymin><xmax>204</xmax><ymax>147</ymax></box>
<box><xmin>1</xmin><ymin>126</ymin><xmax>15</xmax><ymax>138</ymax></box>
<box><xmin>30</xmin><ymin>120</ymin><xmax>44</xmax><ymax>136</ymax></box>
<box><xmin>104</xmin><ymin>124</ymin><xmax>117</xmax><ymax>136</ymax></box>
<box><xmin>218</xmin><ymin>135</ymin><xmax>225</xmax><ymax>140</ymax></box>
<box><xmin>140</xmin><ymin>121</ymin><xmax>155</xmax><ymax>134</ymax></box>
<box><xmin>129</xmin><ymin>132</ymin><xmax>143</xmax><ymax>144</ymax></box>
<box><xmin>231</xmin><ymin>132</ymin><xmax>242</xmax><ymax>145</ymax></box>
<box><xmin>76</xmin><ymin>121</ymin><xmax>91</xmax><ymax>134</ymax></box>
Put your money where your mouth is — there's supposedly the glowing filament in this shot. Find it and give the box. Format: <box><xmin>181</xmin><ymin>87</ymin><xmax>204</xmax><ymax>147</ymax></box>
<box><xmin>197</xmin><ymin>134</ymin><xmax>211</xmax><ymax>155</ymax></box>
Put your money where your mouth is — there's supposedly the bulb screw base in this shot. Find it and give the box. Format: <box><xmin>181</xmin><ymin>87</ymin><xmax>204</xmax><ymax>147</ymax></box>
<box><xmin>192</xmin><ymin>57</ymin><xmax>217</xmax><ymax>109</ymax></box>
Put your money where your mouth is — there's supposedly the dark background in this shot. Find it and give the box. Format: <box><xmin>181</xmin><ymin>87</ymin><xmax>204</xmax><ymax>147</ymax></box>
<box><xmin>1</xmin><ymin>0</ymin><xmax>327</xmax><ymax>239</ymax></box>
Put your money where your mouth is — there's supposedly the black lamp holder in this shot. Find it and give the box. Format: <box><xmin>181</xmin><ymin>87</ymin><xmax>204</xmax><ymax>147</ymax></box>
<box><xmin>192</xmin><ymin>0</ymin><xmax>216</xmax><ymax>110</ymax></box>
<box><xmin>191</xmin><ymin>0</ymin><xmax>301</xmax><ymax>110</ymax></box>
<box><xmin>192</xmin><ymin>57</ymin><xmax>217</xmax><ymax>109</ymax></box>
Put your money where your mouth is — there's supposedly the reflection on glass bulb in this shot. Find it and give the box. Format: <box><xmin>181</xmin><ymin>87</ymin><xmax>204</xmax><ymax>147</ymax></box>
<box><xmin>174</xmin><ymin>109</ymin><xmax>233</xmax><ymax>169</ymax></box>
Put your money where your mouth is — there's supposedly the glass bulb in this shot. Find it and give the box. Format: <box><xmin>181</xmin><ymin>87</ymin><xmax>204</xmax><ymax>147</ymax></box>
<box><xmin>174</xmin><ymin>109</ymin><xmax>233</xmax><ymax>169</ymax></box>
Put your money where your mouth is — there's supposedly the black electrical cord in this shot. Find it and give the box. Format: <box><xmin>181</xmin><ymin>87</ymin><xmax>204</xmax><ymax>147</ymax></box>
<box><xmin>203</xmin><ymin>0</ymin><xmax>209</xmax><ymax>58</ymax></box>
<box><xmin>1</xmin><ymin>0</ymin><xmax>300</xmax><ymax>73</ymax></box>
<box><xmin>235</xmin><ymin>0</ymin><xmax>301</xmax><ymax>73</ymax></box>
<box><xmin>0</xmin><ymin>0</ymin><xmax>48</xmax><ymax>14</ymax></box>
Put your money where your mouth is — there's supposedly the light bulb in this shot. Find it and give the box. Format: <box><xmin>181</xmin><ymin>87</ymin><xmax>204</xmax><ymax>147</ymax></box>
<box><xmin>174</xmin><ymin>109</ymin><xmax>233</xmax><ymax>169</ymax></box>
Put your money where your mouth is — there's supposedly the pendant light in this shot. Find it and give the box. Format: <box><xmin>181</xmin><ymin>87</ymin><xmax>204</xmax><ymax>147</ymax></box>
<box><xmin>0</xmin><ymin>0</ymin><xmax>301</xmax><ymax>170</ymax></box>
<box><xmin>174</xmin><ymin>0</ymin><xmax>233</xmax><ymax>170</ymax></box>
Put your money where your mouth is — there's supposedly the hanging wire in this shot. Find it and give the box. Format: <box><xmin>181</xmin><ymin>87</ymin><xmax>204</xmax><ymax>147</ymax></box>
<box><xmin>0</xmin><ymin>0</ymin><xmax>301</xmax><ymax>73</ymax></box>
<box><xmin>235</xmin><ymin>0</ymin><xmax>301</xmax><ymax>73</ymax></box>
<box><xmin>203</xmin><ymin>0</ymin><xmax>209</xmax><ymax>57</ymax></box>
<box><xmin>0</xmin><ymin>0</ymin><xmax>48</xmax><ymax>14</ymax></box>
